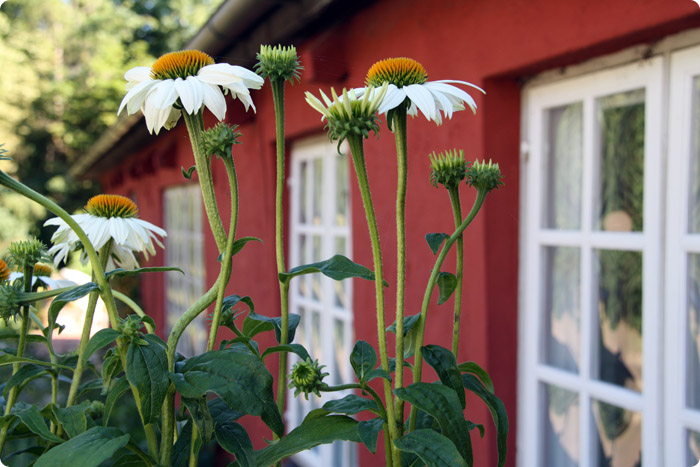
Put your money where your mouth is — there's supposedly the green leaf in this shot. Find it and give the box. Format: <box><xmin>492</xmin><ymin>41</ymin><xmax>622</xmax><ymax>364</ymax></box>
<box><xmin>364</xmin><ymin>368</ymin><xmax>392</xmax><ymax>382</ymax></box>
<box><xmin>468</xmin><ymin>421</ymin><xmax>485</xmax><ymax>438</ymax></box>
<box><xmin>182</xmin><ymin>165</ymin><xmax>196</xmax><ymax>179</ymax></box>
<box><xmin>422</xmin><ymin>345</ymin><xmax>465</xmax><ymax>409</ymax></box>
<box><xmin>215</xmin><ymin>421</ymin><xmax>255</xmax><ymax>467</ymax></box>
<box><xmin>350</xmin><ymin>340</ymin><xmax>377</xmax><ymax>383</ymax></box>
<box><xmin>395</xmin><ymin>383</ymin><xmax>473</xmax><ymax>464</ymax></box>
<box><xmin>104</xmin><ymin>377</ymin><xmax>130</xmax><ymax>425</ymax></box>
<box><xmin>387</xmin><ymin>313</ymin><xmax>421</xmax><ymax>359</ymax></box>
<box><xmin>14</xmin><ymin>405</ymin><xmax>63</xmax><ymax>443</ymax></box>
<box><xmin>232</xmin><ymin>236</ymin><xmax>263</xmax><ymax>257</ymax></box>
<box><xmin>388</xmin><ymin>357</ymin><xmax>413</xmax><ymax>371</ymax></box>
<box><xmin>125</xmin><ymin>334</ymin><xmax>169</xmax><ymax>425</ymax></box>
<box><xmin>261</xmin><ymin>344</ymin><xmax>310</xmax><ymax>362</ymax></box>
<box><xmin>208</xmin><ymin>398</ymin><xmax>244</xmax><ymax>424</ymax></box>
<box><xmin>253</xmin><ymin>412</ymin><xmax>360</xmax><ymax>467</ymax></box>
<box><xmin>358</xmin><ymin>417</ymin><xmax>384</xmax><ymax>454</ymax></box>
<box><xmin>386</xmin><ymin>313</ymin><xmax>421</xmax><ymax>337</ymax></box>
<box><xmin>463</xmin><ymin>374</ymin><xmax>509</xmax><ymax>467</ymax></box>
<box><xmin>105</xmin><ymin>266</ymin><xmax>183</xmax><ymax>280</ymax></box>
<box><xmin>279</xmin><ymin>254</ymin><xmax>383</xmax><ymax>285</ymax></box>
<box><xmin>425</xmin><ymin>233</ymin><xmax>449</xmax><ymax>255</ymax></box>
<box><xmin>0</xmin><ymin>354</ymin><xmax>73</xmax><ymax>371</ymax></box>
<box><xmin>101</xmin><ymin>352</ymin><xmax>122</xmax><ymax>393</ymax></box>
<box><xmin>49</xmin><ymin>282</ymin><xmax>99</xmax><ymax>331</ymax></box>
<box><xmin>34</xmin><ymin>426</ymin><xmax>130</xmax><ymax>467</ymax></box>
<box><xmin>458</xmin><ymin>361</ymin><xmax>495</xmax><ymax>393</ymax></box>
<box><xmin>322</xmin><ymin>395</ymin><xmax>379</xmax><ymax>415</ymax></box>
<box><xmin>394</xmin><ymin>429</ymin><xmax>468</xmax><ymax>467</ymax></box>
<box><xmin>112</xmin><ymin>450</ymin><xmax>149</xmax><ymax>466</ymax></box>
<box><xmin>436</xmin><ymin>272</ymin><xmax>458</xmax><ymax>305</ymax></box>
<box><xmin>182</xmin><ymin>397</ymin><xmax>214</xmax><ymax>445</ymax></box>
<box><xmin>169</xmin><ymin>349</ymin><xmax>283</xmax><ymax>437</ymax></box>
<box><xmin>172</xmin><ymin>420</ymin><xmax>193</xmax><ymax>467</ymax></box>
<box><xmin>53</xmin><ymin>401</ymin><xmax>89</xmax><ymax>438</ymax></box>
<box><xmin>222</xmin><ymin>295</ymin><xmax>255</xmax><ymax>313</ymax></box>
<box><xmin>3</xmin><ymin>364</ymin><xmax>48</xmax><ymax>398</ymax></box>
<box><xmin>242</xmin><ymin>312</ymin><xmax>299</xmax><ymax>344</ymax></box>
<box><xmin>84</xmin><ymin>328</ymin><xmax>120</xmax><ymax>361</ymax></box>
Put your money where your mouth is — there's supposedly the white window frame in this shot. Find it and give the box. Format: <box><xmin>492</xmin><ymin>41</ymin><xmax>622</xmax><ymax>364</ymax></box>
<box><xmin>286</xmin><ymin>136</ymin><xmax>356</xmax><ymax>467</ymax></box>
<box><xmin>518</xmin><ymin>58</ymin><xmax>664</xmax><ymax>466</ymax></box>
<box><xmin>666</xmin><ymin>44</ymin><xmax>700</xmax><ymax>466</ymax></box>
<box><xmin>163</xmin><ymin>184</ymin><xmax>207</xmax><ymax>357</ymax></box>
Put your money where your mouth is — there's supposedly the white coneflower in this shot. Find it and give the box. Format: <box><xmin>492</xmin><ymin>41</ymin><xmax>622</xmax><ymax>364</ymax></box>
<box><xmin>44</xmin><ymin>194</ymin><xmax>166</xmax><ymax>271</ymax></box>
<box><xmin>118</xmin><ymin>50</ymin><xmax>264</xmax><ymax>134</ymax></box>
<box><xmin>8</xmin><ymin>264</ymin><xmax>76</xmax><ymax>289</ymax></box>
<box><xmin>357</xmin><ymin>57</ymin><xmax>484</xmax><ymax>125</ymax></box>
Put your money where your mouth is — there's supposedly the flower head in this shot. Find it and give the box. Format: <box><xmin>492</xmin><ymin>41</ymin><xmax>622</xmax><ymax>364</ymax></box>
<box><xmin>255</xmin><ymin>44</ymin><xmax>303</xmax><ymax>84</ymax></box>
<box><xmin>429</xmin><ymin>149</ymin><xmax>468</xmax><ymax>190</ymax></box>
<box><xmin>118</xmin><ymin>50</ymin><xmax>264</xmax><ymax>134</ymax></box>
<box><xmin>201</xmin><ymin>122</ymin><xmax>242</xmax><ymax>159</ymax></box>
<box><xmin>468</xmin><ymin>159</ymin><xmax>504</xmax><ymax>193</ymax></box>
<box><xmin>305</xmin><ymin>83</ymin><xmax>388</xmax><ymax>147</ymax></box>
<box><xmin>44</xmin><ymin>194</ymin><xmax>166</xmax><ymax>271</ymax></box>
<box><xmin>0</xmin><ymin>259</ymin><xmax>9</xmax><ymax>282</ymax></box>
<box><xmin>359</xmin><ymin>57</ymin><xmax>485</xmax><ymax>125</ymax></box>
<box><xmin>288</xmin><ymin>358</ymin><xmax>329</xmax><ymax>399</ymax></box>
<box><xmin>7</xmin><ymin>238</ymin><xmax>48</xmax><ymax>270</ymax></box>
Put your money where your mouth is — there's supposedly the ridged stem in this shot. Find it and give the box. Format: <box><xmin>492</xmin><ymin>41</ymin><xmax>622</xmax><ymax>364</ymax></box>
<box><xmin>346</xmin><ymin>135</ymin><xmax>400</xmax><ymax>467</ymax></box>
<box><xmin>409</xmin><ymin>190</ymin><xmax>487</xmax><ymax>431</ymax></box>
<box><xmin>448</xmin><ymin>187</ymin><xmax>465</xmax><ymax>356</ymax></box>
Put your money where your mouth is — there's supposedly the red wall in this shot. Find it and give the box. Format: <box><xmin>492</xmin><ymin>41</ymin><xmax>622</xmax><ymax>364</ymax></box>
<box><xmin>100</xmin><ymin>1</ymin><xmax>700</xmax><ymax>465</ymax></box>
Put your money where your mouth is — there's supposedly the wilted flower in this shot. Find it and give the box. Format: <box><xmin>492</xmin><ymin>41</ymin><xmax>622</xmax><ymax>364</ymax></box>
<box><xmin>358</xmin><ymin>57</ymin><xmax>484</xmax><ymax>125</ymax></box>
<box><xmin>44</xmin><ymin>194</ymin><xmax>166</xmax><ymax>271</ymax></box>
<box><xmin>118</xmin><ymin>50</ymin><xmax>264</xmax><ymax>134</ymax></box>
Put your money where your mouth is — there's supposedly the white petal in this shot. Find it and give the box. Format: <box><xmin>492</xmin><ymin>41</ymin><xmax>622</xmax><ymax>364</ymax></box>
<box><xmin>377</xmin><ymin>85</ymin><xmax>407</xmax><ymax>114</ymax></box>
<box><xmin>425</xmin><ymin>81</ymin><xmax>478</xmax><ymax>113</ymax></box>
<box><xmin>434</xmin><ymin>79</ymin><xmax>485</xmax><ymax>94</ymax></box>
<box><xmin>198</xmin><ymin>63</ymin><xmax>263</xmax><ymax>89</ymax></box>
<box><xmin>404</xmin><ymin>84</ymin><xmax>437</xmax><ymax>121</ymax></box>
<box><xmin>174</xmin><ymin>77</ymin><xmax>204</xmax><ymax>115</ymax></box>
<box><xmin>201</xmin><ymin>83</ymin><xmax>227</xmax><ymax>121</ymax></box>
<box><xmin>124</xmin><ymin>66</ymin><xmax>152</xmax><ymax>84</ymax></box>
<box><xmin>118</xmin><ymin>79</ymin><xmax>158</xmax><ymax>115</ymax></box>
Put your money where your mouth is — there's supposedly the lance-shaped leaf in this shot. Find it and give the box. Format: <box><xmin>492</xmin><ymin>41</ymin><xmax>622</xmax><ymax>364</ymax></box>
<box><xmin>394</xmin><ymin>429</ymin><xmax>468</xmax><ymax>467</ymax></box>
<box><xmin>208</xmin><ymin>398</ymin><xmax>244</xmax><ymax>425</ymax></box>
<box><xmin>53</xmin><ymin>401</ymin><xmax>90</xmax><ymax>439</ymax></box>
<box><xmin>182</xmin><ymin>396</ymin><xmax>215</xmax><ymax>445</ymax></box>
<box><xmin>425</xmin><ymin>232</ymin><xmax>449</xmax><ymax>255</ymax></box>
<box><xmin>252</xmin><ymin>411</ymin><xmax>360</xmax><ymax>467</ymax></box>
<box><xmin>279</xmin><ymin>254</ymin><xmax>384</xmax><ymax>285</ymax></box>
<box><xmin>182</xmin><ymin>165</ymin><xmax>196</xmax><ymax>179</ymax></box>
<box><xmin>125</xmin><ymin>334</ymin><xmax>169</xmax><ymax>425</ymax></box>
<box><xmin>0</xmin><ymin>354</ymin><xmax>73</xmax><ymax>371</ymax></box>
<box><xmin>261</xmin><ymin>344</ymin><xmax>310</xmax><ymax>362</ymax></box>
<box><xmin>34</xmin><ymin>426</ymin><xmax>130</xmax><ymax>467</ymax></box>
<box><xmin>322</xmin><ymin>395</ymin><xmax>380</xmax><ymax>415</ymax></box>
<box><xmin>459</xmin><ymin>361</ymin><xmax>495</xmax><ymax>393</ymax></box>
<box><xmin>215</xmin><ymin>421</ymin><xmax>255</xmax><ymax>467</ymax></box>
<box><xmin>172</xmin><ymin>420</ymin><xmax>194</xmax><ymax>467</ymax></box>
<box><xmin>395</xmin><ymin>383</ymin><xmax>473</xmax><ymax>464</ymax></box>
<box><xmin>105</xmin><ymin>266</ymin><xmax>183</xmax><ymax>279</ymax></box>
<box><xmin>463</xmin><ymin>374</ymin><xmax>509</xmax><ymax>467</ymax></box>
<box><xmin>3</xmin><ymin>364</ymin><xmax>47</xmax><ymax>398</ymax></box>
<box><xmin>437</xmin><ymin>272</ymin><xmax>458</xmax><ymax>305</ymax></box>
<box><xmin>13</xmin><ymin>405</ymin><xmax>63</xmax><ymax>443</ymax></box>
<box><xmin>242</xmin><ymin>312</ymin><xmax>299</xmax><ymax>344</ymax></box>
<box><xmin>231</xmin><ymin>236</ymin><xmax>263</xmax><ymax>257</ymax></box>
<box><xmin>169</xmin><ymin>349</ymin><xmax>283</xmax><ymax>437</ymax></box>
<box><xmin>358</xmin><ymin>417</ymin><xmax>384</xmax><ymax>454</ymax></box>
<box><xmin>386</xmin><ymin>313</ymin><xmax>421</xmax><ymax>359</ymax></box>
<box><xmin>104</xmin><ymin>377</ymin><xmax>130</xmax><ymax>425</ymax></box>
<box><xmin>222</xmin><ymin>294</ymin><xmax>255</xmax><ymax>313</ymax></box>
<box><xmin>48</xmin><ymin>282</ymin><xmax>99</xmax><ymax>332</ymax></box>
<box><xmin>350</xmin><ymin>340</ymin><xmax>376</xmax><ymax>383</ymax></box>
<box><xmin>84</xmin><ymin>328</ymin><xmax>120</xmax><ymax>361</ymax></box>
<box><xmin>422</xmin><ymin>345</ymin><xmax>465</xmax><ymax>409</ymax></box>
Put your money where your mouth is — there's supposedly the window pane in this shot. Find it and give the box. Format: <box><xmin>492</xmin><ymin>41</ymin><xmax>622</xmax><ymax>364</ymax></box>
<box><xmin>592</xmin><ymin>400</ymin><xmax>641</xmax><ymax>467</ymax></box>
<box><xmin>542</xmin><ymin>247</ymin><xmax>581</xmax><ymax>372</ymax></box>
<box><xmin>594</xmin><ymin>250</ymin><xmax>643</xmax><ymax>391</ymax></box>
<box><xmin>299</xmin><ymin>161</ymin><xmax>308</xmax><ymax>224</ymax></box>
<box><xmin>334</xmin><ymin>237</ymin><xmax>348</xmax><ymax>309</ymax></box>
<box><xmin>297</xmin><ymin>235</ymin><xmax>308</xmax><ymax>297</ymax></box>
<box><xmin>541</xmin><ymin>384</ymin><xmax>579</xmax><ymax>467</ymax></box>
<box><xmin>312</xmin><ymin>235</ymin><xmax>323</xmax><ymax>301</ymax></box>
<box><xmin>689</xmin><ymin>76</ymin><xmax>700</xmax><ymax>233</ymax></box>
<box><xmin>333</xmin><ymin>319</ymin><xmax>348</xmax><ymax>385</ymax></box>
<box><xmin>543</xmin><ymin>102</ymin><xmax>583</xmax><ymax>230</ymax></box>
<box><xmin>336</xmin><ymin>156</ymin><xmax>349</xmax><ymax>227</ymax></box>
<box><xmin>595</xmin><ymin>89</ymin><xmax>645</xmax><ymax>232</ymax></box>
<box><xmin>687</xmin><ymin>253</ymin><xmax>700</xmax><ymax>409</ymax></box>
<box><xmin>313</xmin><ymin>158</ymin><xmax>323</xmax><ymax>225</ymax></box>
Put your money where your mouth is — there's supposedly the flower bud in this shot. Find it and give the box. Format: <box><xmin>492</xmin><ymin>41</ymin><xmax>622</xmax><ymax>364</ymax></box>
<box><xmin>8</xmin><ymin>237</ymin><xmax>47</xmax><ymax>270</ymax></box>
<box><xmin>255</xmin><ymin>44</ymin><xmax>303</xmax><ymax>84</ymax></box>
<box><xmin>429</xmin><ymin>149</ymin><xmax>468</xmax><ymax>190</ymax></box>
<box><xmin>201</xmin><ymin>122</ymin><xmax>241</xmax><ymax>159</ymax></box>
<box><xmin>0</xmin><ymin>282</ymin><xmax>22</xmax><ymax>323</ymax></box>
<box><xmin>288</xmin><ymin>358</ymin><xmax>329</xmax><ymax>400</ymax></box>
<box><xmin>468</xmin><ymin>159</ymin><xmax>504</xmax><ymax>193</ymax></box>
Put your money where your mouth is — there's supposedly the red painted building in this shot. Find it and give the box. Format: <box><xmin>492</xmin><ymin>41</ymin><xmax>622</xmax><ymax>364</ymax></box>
<box><xmin>73</xmin><ymin>1</ymin><xmax>700</xmax><ymax>465</ymax></box>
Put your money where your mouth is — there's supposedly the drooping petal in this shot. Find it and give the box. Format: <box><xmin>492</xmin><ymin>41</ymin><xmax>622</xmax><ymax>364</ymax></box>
<box><xmin>377</xmin><ymin>85</ymin><xmax>407</xmax><ymax>114</ymax></box>
<box><xmin>174</xmin><ymin>76</ymin><xmax>204</xmax><ymax>115</ymax></box>
<box><xmin>404</xmin><ymin>84</ymin><xmax>437</xmax><ymax>121</ymax></box>
<box><xmin>118</xmin><ymin>79</ymin><xmax>158</xmax><ymax>116</ymax></box>
<box><xmin>198</xmin><ymin>63</ymin><xmax>263</xmax><ymax>89</ymax></box>
<box><xmin>201</xmin><ymin>83</ymin><xmax>227</xmax><ymax>121</ymax></box>
<box><xmin>124</xmin><ymin>66</ymin><xmax>152</xmax><ymax>86</ymax></box>
<box><xmin>425</xmin><ymin>81</ymin><xmax>479</xmax><ymax>114</ymax></box>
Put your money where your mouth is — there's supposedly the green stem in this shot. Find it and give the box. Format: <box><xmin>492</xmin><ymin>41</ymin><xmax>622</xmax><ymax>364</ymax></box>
<box><xmin>448</xmin><ymin>188</ymin><xmax>464</xmax><ymax>356</ymax></box>
<box><xmin>182</xmin><ymin>112</ymin><xmax>226</xmax><ymax>253</ymax></box>
<box><xmin>409</xmin><ymin>190</ymin><xmax>487</xmax><ymax>431</ymax></box>
<box><xmin>346</xmin><ymin>135</ymin><xmax>400</xmax><ymax>467</ymax></box>
<box><xmin>270</xmin><ymin>78</ymin><xmax>290</xmax><ymax>421</ymax></box>
<box><xmin>392</xmin><ymin>107</ymin><xmax>408</xmax><ymax>434</ymax></box>
<box><xmin>112</xmin><ymin>290</ymin><xmax>153</xmax><ymax>334</ymax></box>
<box><xmin>189</xmin><ymin>423</ymin><xmax>199</xmax><ymax>467</ymax></box>
<box><xmin>0</xmin><ymin>264</ymin><xmax>34</xmax><ymax>454</ymax></box>
<box><xmin>207</xmin><ymin>156</ymin><xmax>239</xmax><ymax>351</ymax></box>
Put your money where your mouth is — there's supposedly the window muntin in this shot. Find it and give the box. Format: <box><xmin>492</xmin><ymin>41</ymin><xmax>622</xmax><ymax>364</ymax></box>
<box><xmin>287</xmin><ymin>137</ymin><xmax>356</xmax><ymax>467</ymax></box>
<box><xmin>164</xmin><ymin>184</ymin><xmax>206</xmax><ymax>357</ymax></box>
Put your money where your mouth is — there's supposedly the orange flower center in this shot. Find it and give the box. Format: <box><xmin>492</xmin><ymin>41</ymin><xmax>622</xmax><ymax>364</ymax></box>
<box><xmin>366</xmin><ymin>57</ymin><xmax>428</xmax><ymax>87</ymax></box>
<box><xmin>151</xmin><ymin>50</ymin><xmax>215</xmax><ymax>80</ymax></box>
<box><xmin>0</xmin><ymin>259</ymin><xmax>8</xmax><ymax>282</ymax></box>
<box><xmin>33</xmin><ymin>263</ymin><xmax>53</xmax><ymax>277</ymax></box>
<box><xmin>86</xmin><ymin>194</ymin><xmax>138</xmax><ymax>219</ymax></box>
